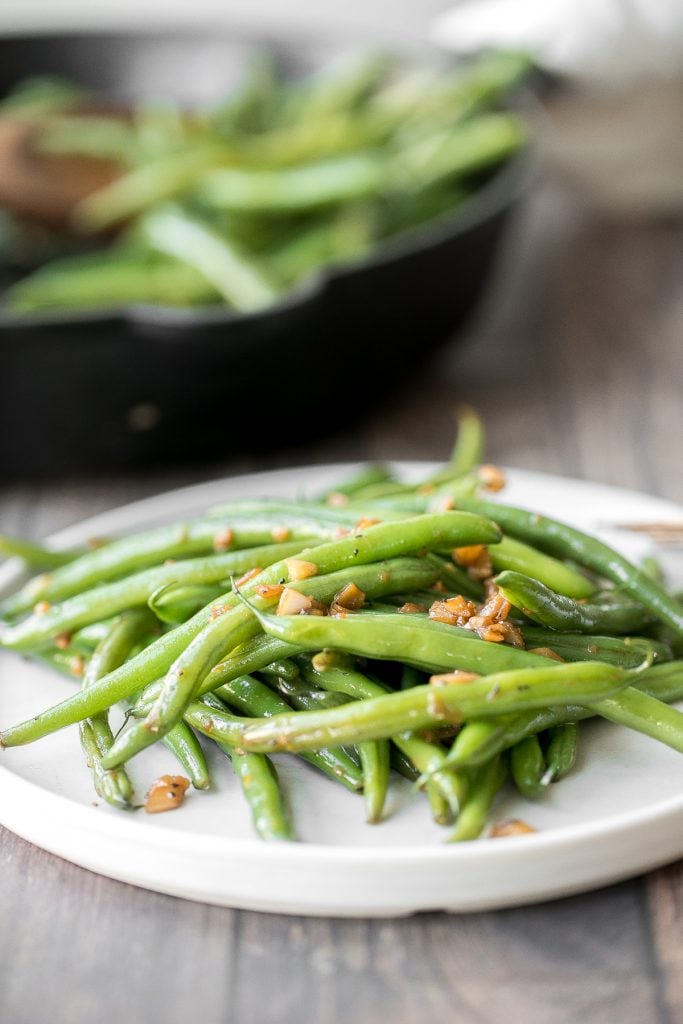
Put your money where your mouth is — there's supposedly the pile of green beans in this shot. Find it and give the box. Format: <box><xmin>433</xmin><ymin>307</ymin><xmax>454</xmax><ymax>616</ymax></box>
<box><xmin>1</xmin><ymin>409</ymin><xmax>683</xmax><ymax>842</ymax></box>
<box><xmin>0</xmin><ymin>50</ymin><xmax>530</xmax><ymax>314</ymax></box>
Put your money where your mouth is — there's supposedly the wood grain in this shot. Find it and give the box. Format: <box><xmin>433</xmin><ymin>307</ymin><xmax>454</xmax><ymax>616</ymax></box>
<box><xmin>1</xmin><ymin>177</ymin><xmax>682</xmax><ymax>1024</ymax></box>
<box><xmin>647</xmin><ymin>863</ymin><xmax>683</xmax><ymax>1022</ymax></box>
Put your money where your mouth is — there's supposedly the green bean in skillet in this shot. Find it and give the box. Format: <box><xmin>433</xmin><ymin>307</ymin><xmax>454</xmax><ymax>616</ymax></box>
<box><xmin>72</xmin><ymin>145</ymin><xmax>225</xmax><ymax>234</ymax></box>
<box><xmin>139</xmin><ymin>204</ymin><xmax>281</xmax><ymax>312</ymax></box>
<box><xmin>0</xmin><ymin>553</ymin><xmax>442</xmax><ymax>750</ymax></box>
<box><xmin>5</xmin><ymin>252</ymin><xmax>220</xmax><ymax>314</ymax></box>
<box><xmin>496</xmin><ymin>570</ymin><xmax>654</xmax><ymax>634</ymax></box>
<box><xmin>458</xmin><ymin>496</ymin><xmax>683</xmax><ymax>639</ymax></box>
<box><xmin>4</xmin><ymin>50</ymin><xmax>530</xmax><ymax>315</ymax></box>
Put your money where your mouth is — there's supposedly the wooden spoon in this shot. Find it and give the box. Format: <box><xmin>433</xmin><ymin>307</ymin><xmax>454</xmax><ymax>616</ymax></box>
<box><xmin>0</xmin><ymin>116</ymin><xmax>120</xmax><ymax>230</ymax></box>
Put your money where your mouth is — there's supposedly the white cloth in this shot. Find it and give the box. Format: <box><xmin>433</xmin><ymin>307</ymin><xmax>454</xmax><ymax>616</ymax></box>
<box><xmin>432</xmin><ymin>0</ymin><xmax>683</xmax><ymax>89</ymax></box>
<box><xmin>434</xmin><ymin>0</ymin><xmax>683</xmax><ymax>211</ymax></box>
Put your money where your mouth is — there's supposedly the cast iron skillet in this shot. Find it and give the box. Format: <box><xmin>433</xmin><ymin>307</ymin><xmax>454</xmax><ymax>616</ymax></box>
<box><xmin>0</xmin><ymin>30</ymin><xmax>533</xmax><ymax>478</ymax></box>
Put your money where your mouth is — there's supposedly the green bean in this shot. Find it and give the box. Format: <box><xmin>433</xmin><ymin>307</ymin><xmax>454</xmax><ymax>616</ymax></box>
<box><xmin>162</xmin><ymin>721</ymin><xmax>211</xmax><ymax>789</ymax></box>
<box><xmin>1</xmin><ymin>557</ymin><xmax>425</xmax><ymax>753</ymax></box>
<box><xmin>37</xmin><ymin>114</ymin><xmax>140</xmax><ymax>163</ymax></box>
<box><xmin>100</xmin><ymin>513</ymin><xmax>499</xmax><ymax>764</ymax></box>
<box><xmin>490</xmin><ymin>536</ymin><xmax>596</xmax><ymax>600</ymax></box>
<box><xmin>374</xmin><ymin>50</ymin><xmax>530</xmax><ymax>133</ymax></box>
<box><xmin>510</xmin><ymin>735</ymin><xmax>546</xmax><ymax>799</ymax></box>
<box><xmin>496</xmin><ymin>570</ymin><xmax>653</xmax><ymax>634</ymax></box>
<box><xmin>140</xmin><ymin>205</ymin><xmax>281</xmax><ymax>311</ymax></box>
<box><xmin>392</xmin><ymin>113</ymin><xmax>525</xmax><ymax>191</ymax></box>
<box><xmin>73</xmin><ymin>145</ymin><xmax>225</xmax><ymax>232</ymax></box>
<box><xmin>4</xmin><ymin>52</ymin><xmax>526</xmax><ymax>317</ymax></box>
<box><xmin>543</xmin><ymin>723</ymin><xmax>579</xmax><ymax>784</ymax></box>
<box><xmin>4</xmin><ymin>253</ymin><xmax>220</xmax><ymax>313</ymax></box>
<box><xmin>0</xmin><ymin>535</ymin><xmax>74</xmax><ymax>569</ymax></box>
<box><xmin>190</xmin><ymin>690</ymin><xmax>293</xmax><ymax>838</ymax></box>
<box><xmin>278</xmin><ymin>51</ymin><xmax>390</xmax><ymax>124</ymax></box>
<box><xmin>340</xmin><ymin>468</ymin><xmax>480</xmax><ymax>512</ymax></box>
<box><xmin>358</xmin><ymin>739</ymin><xmax>391</xmax><ymax>823</ymax></box>
<box><xmin>592</xmin><ymin>688</ymin><xmax>683</xmax><ymax>752</ymax></box>
<box><xmin>443</xmin><ymin>661</ymin><xmax>683</xmax><ymax>768</ymax></box>
<box><xmin>255</xmin><ymin>658</ymin><xmax>301</xmax><ymax>682</ymax></box>
<box><xmin>210</xmin><ymin>52</ymin><xmax>278</xmax><ymax>136</ymax></box>
<box><xmin>266</xmin><ymin>206</ymin><xmax>375</xmax><ymax>285</ymax></box>
<box><xmin>429</xmin><ymin>555</ymin><xmax>484</xmax><ymax>600</ymax></box>
<box><xmin>202</xmin><ymin>637</ymin><xmax>305</xmax><ymax>692</ymax></box>
<box><xmin>182</xmin><ymin>699</ymin><xmax>248</xmax><ymax>747</ymax></box>
<box><xmin>300</xmin><ymin>659</ymin><xmax>464</xmax><ymax>822</ymax></box>
<box><xmin>0</xmin><ymin>517</ymin><xmax>325</xmax><ymax>616</ymax></box>
<box><xmin>319</xmin><ymin>464</ymin><xmax>395</xmax><ymax>501</ymax></box>
<box><xmin>399</xmin><ymin>664</ymin><xmax>425</xmax><ymax>691</ymax></box>
<box><xmin>99</xmin><ymin>552</ymin><xmax>440</xmax><ymax>766</ymax></box>
<box><xmin>196</xmin><ymin>153</ymin><xmax>386</xmax><ymax>214</ymax></box>
<box><xmin>244</xmin><ymin>608</ymin><xmax>548</xmax><ymax>675</ymax></box>
<box><xmin>188</xmin><ymin>693</ymin><xmax>364</xmax><ymax>793</ymax></box>
<box><xmin>230</xmin><ymin>748</ymin><xmax>295</xmax><ymax>841</ymax></box>
<box><xmin>521</xmin><ymin>627</ymin><xmax>671</xmax><ymax>666</ymax></box>
<box><xmin>459</xmin><ymin>496</ymin><xmax>683</xmax><ymax>639</ymax></box>
<box><xmin>1</xmin><ymin>540</ymin><xmax>306</xmax><ymax>650</ymax></box>
<box><xmin>148</xmin><ymin>582</ymin><xmax>224</xmax><ymax>625</ymax></box>
<box><xmin>210</xmin><ymin>675</ymin><xmax>363</xmax><ymax>793</ymax></box>
<box><xmin>78</xmin><ymin>609</ymin><xmax>154</xmax><ymax>809</ymax></box>
<box><xmin>238</xmin><ymin>661</ymin><xmax>632</xmax><ymax>753</ymax></box>
<box><xmin>391</xmin><ymin>747</ymin><xmax>420</xmax><ymax>781</ymax></box>
<box><xmin>450</xmin><ymin>756</ymin><xmax>507</xmax><ymax>842</ymax></box>
<box><xmin>78</xmin><ymin>719</ymin><xmax>134</xmax><ymax>809</ymax></box>
<box><xmin>438</xmin><ymin>405</ymin><xmax>485</xmax><ymax>481</ymax></box>
<box><xmin>268</xmin><ymin>675</ymin><xmax>372</xmax><ymax>787</ymax></box>
<box><xmin>277</xmin><ymin>666</ymin><xmax>389</xmax><ymax>821</ymax></box>
<box><xmin>0</xmin><ymin>74</ymin><xmax>86</xmax><ymax>115</ymax></box>
<box><xmin>641</xmin><ymin>555</ymin><xmax>666</xmax><ymax>586</ymax></box>
<box><xmin>270</xmin><ymin>674</ymin><xmax>349</xmax><ymax>710</ymax></box>
<box><xmin>447</xmin><ymin>719</ymin><xmax>508</xmax><ymax>769</ymax></box>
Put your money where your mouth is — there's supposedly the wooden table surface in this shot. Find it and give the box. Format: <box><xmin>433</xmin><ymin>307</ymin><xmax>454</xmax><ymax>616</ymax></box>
<box><xmin>2</xmin><ymin>174</ymin><xmax>682</xmax><ymax>1023</ymax></box>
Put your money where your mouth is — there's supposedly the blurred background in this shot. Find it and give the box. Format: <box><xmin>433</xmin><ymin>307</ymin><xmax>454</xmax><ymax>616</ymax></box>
<box><xmin>0</xmin><ymin>0</ymin><xmax>681</xmax><ymax>484</ymax></box>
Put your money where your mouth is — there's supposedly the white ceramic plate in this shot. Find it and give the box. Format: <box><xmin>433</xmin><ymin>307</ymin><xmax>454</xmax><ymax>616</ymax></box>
<box><xmin>1</xmin><ymin>464</ymin><xmax>683</xmax><ymax>916</ymax></box>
